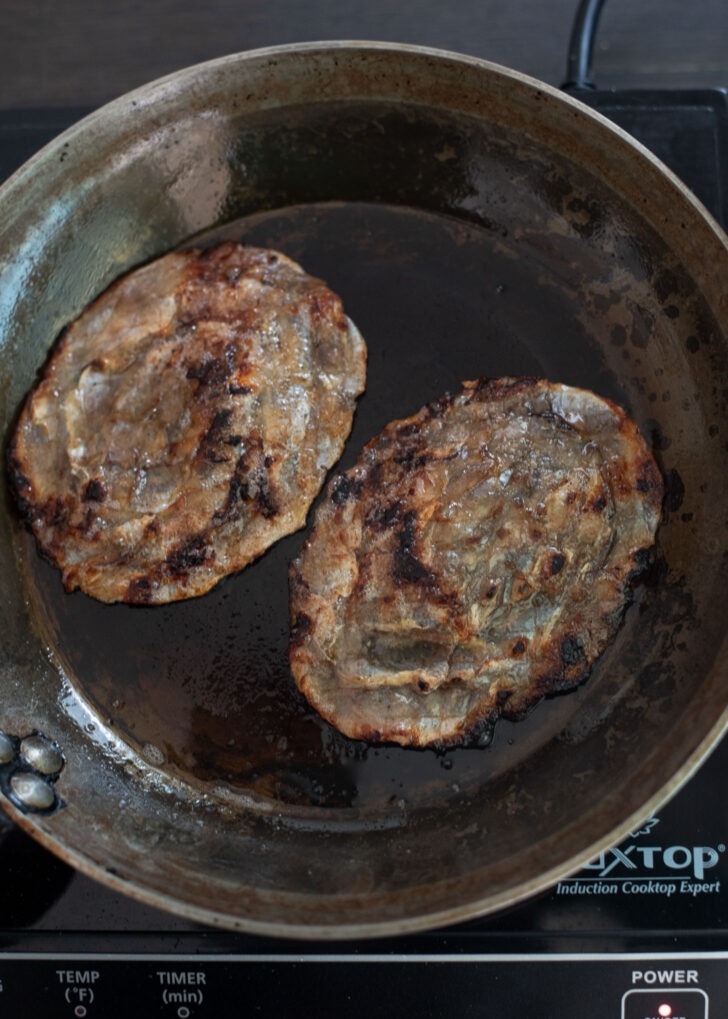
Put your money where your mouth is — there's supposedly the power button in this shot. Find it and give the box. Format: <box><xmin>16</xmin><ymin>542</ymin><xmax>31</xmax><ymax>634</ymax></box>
<box><xmin>621</xmin><ymin>989</ymin><xmax>708</xmax><ymax>1019</ymax></box>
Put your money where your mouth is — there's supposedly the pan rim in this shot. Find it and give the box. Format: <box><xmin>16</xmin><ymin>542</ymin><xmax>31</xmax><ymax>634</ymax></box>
<box><xmin>2</xmin><ymin>40</ymin><xmax>727</xmax><ymax>246</ymax></box>
<box><xmin>3</xmin><ymin>708</ymin><xmax>725</xmax><ymax>940</ymax></box>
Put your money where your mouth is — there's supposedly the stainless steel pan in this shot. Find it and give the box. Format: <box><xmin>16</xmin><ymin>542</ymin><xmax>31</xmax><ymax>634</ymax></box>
<box><xmin>1</xmin><ymin>42</ymin><xmax>727</xmax><ymax>939</ymax></box>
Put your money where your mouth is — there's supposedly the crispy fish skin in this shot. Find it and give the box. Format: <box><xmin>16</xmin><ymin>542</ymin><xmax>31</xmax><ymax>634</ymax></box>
<box><xmin>8</xmin><ymin>243</ymin><xmax>366</xmax><ymax>603</ymax></box>
<box><xmin>289</xmin><ymin>377</ymin><xmax>663</xmax><ymax>748</ymax></box>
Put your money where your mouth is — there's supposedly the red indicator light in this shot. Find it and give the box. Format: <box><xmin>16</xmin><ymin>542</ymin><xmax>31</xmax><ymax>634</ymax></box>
<box><xmin>657</xmin><ymin>1006</ymin><xmax>672</xmax><ymax>1018</ymax></box>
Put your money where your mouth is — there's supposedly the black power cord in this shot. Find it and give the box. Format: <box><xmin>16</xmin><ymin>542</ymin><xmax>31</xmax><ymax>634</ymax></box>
<box><xmin>562</xmin><ymin>0</ymin><xmax>608</xmax><ymax>91</ymax></box>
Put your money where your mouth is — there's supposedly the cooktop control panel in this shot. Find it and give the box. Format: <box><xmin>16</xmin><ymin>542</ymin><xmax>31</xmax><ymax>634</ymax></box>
<box><xmin>0</xmin><ymin>953</ymin><xmax>722</xmax><ymax>1017</ymax></box>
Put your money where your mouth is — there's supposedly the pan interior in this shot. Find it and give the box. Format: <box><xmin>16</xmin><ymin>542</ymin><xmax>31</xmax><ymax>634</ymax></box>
<box><xmin>26</xmin><ymin>197</ymin><xmax>722</xmax><ymax>824</ymax></box>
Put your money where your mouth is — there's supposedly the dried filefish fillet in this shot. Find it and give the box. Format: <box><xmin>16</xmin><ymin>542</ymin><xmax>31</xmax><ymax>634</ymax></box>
<box><xmin>9</xmin><ymin>242</ymin><xmax>366</xmax><ymax>603</ymax></box>
<box><xmin>289</xmin><ymin>377</ymin><xmax>663</xmax><ymax>748</ymax></box>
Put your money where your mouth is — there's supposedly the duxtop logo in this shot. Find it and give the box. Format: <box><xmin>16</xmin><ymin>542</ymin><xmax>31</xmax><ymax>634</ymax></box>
<box><xmin>556</xmin><ymin>818</ymin><xmax>726</xmax><ymax>898</ymax></box>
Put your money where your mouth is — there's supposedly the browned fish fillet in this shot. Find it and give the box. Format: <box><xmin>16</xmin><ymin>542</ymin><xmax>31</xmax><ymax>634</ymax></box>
<box><xmin>8</xmin><ymin>242</ymin><xmax>366</xmax><ymax>603</ymax></box>
<box><xmin>289</xmin><ymin>377</ymin><xmax>663</xmax><ymax>748</ymax></box>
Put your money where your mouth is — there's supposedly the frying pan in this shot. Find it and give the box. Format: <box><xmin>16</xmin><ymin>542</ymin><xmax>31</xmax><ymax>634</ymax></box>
<box><xmin>1</xmin><ymin>42</ymin><xmax>727</xmax><ymax>939</ymax></box>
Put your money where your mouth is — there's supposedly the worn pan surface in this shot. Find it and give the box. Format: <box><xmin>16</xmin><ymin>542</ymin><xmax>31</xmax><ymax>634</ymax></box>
<box><xmin>1</xmin><ymin>42</ymin><xmax>727</xmax><ymax>939</ymax></box>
